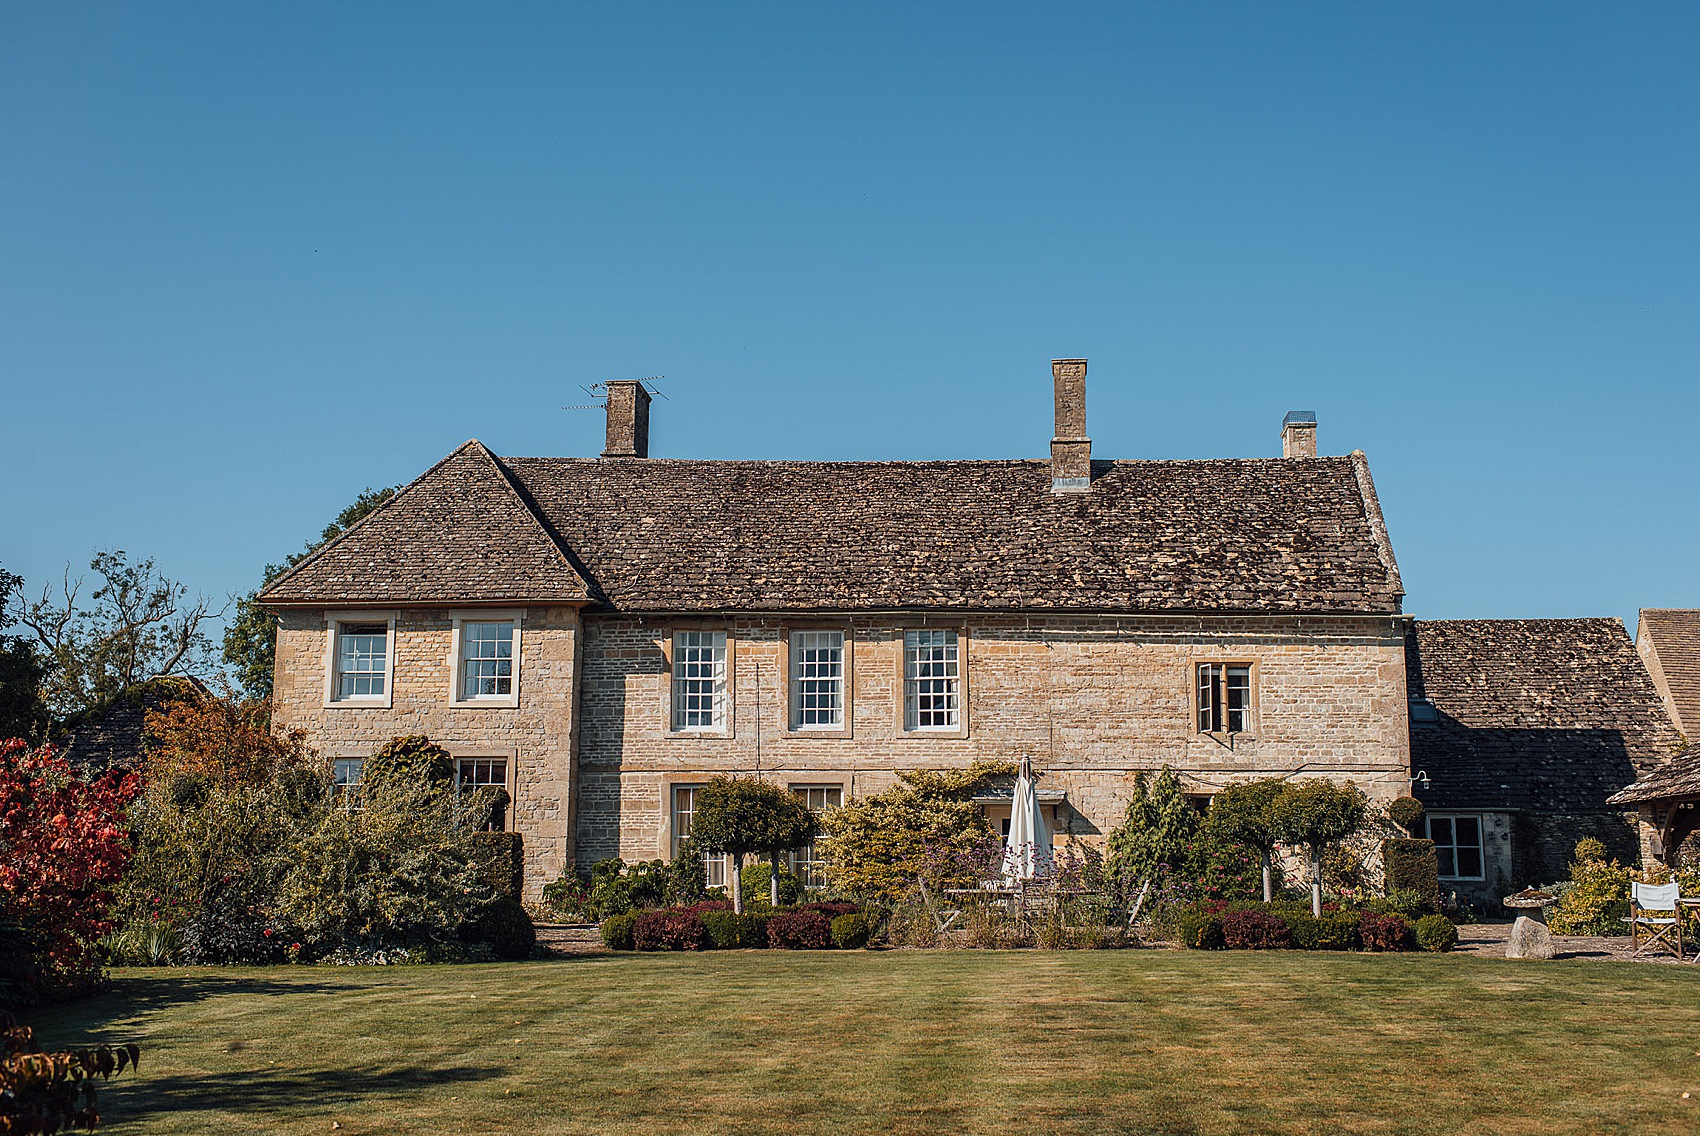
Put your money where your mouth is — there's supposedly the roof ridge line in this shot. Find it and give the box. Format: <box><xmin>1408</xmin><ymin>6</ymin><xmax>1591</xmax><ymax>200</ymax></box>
<box><xmin>259</xmin><ymin>439</ymin><xmax>486</xmax><ymax>601</ymax></box>
<box><xmin>477</xmin><ymin>447</ymin><xmax>596</xmax><ymax>596</ymax></box>
<box><xmin>1348</xmin><ymin>450</ymin><xmax>1403</xmax><ymax>607</ymax></box>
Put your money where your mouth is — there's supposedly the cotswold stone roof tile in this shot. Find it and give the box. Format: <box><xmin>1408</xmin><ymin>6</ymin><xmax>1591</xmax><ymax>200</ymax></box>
<box><xmin>259</xmin><ymin>441</ymin><xmax>593</xmax><ymax>605</ymax></box>
<box><xmin>500</xmin><ymin>455</ymin><xmax>1404</xmax><ymax>614</ymax></box>
<box><xmin>261</xmin><ymin>447</ymin><xmax>1404</xmax><ymax>613</ymax></box>
<box><xmin>1407</xmin><ymin>619</ymin><xmax>1685</xmax><ymax>813</ymax></box>
<box><xmin>1637</xmin><ymin>608</ymin><xmax>1700</xmax><ymax>739</ymax></box>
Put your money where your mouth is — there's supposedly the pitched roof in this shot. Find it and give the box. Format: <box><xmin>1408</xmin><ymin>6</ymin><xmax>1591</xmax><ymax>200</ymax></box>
<box><xmin>1407</xmin><ymin>619</ymin><xmax>1686</xmax><ymax>813</ymax></box>
<box><xmin>259</xmin><ymin>441</ymin><xmax>593</xmax><ymax>606</ymax></box>
<box><xmin>260</xmin><ymin>445</ymin><xmax>1405</xmax><ymax>614</ymax></box>
<box><xmin>1637</xmin><ymin>608</ymin><xmax>1700</xmax><ymax>740</ymax></box>
<box><xmin>1608</xmin><ymin>744</ymin><xmax>1700</xmax><ymax>806</ymax></box>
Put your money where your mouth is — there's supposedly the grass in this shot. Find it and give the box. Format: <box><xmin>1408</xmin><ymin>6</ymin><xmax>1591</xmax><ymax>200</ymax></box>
<box><xmin>29</xmin><ymin>949</ymin><xmax>1700</xmax><ymax>1136</ymax></box>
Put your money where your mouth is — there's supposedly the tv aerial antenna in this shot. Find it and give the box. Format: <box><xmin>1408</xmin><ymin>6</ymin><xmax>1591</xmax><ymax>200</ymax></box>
<box><xmin>561</xmin><ymin>375</ymin><xmax>670</xmax><ymax>411</ymax></box>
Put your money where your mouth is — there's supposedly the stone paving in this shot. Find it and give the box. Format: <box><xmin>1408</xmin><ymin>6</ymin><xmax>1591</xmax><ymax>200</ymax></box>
<box><xmin>1454</xmin><ymin>920</ymin><xmax>1697</xmax><ymax>965</ymax></box>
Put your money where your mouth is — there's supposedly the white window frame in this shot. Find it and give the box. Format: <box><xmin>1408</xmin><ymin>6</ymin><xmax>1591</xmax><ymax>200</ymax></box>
<box><xmin>902</xmin><ymin>628</ymin><xmax>968</xmax><ymax>736</ymax></box>
<box><xmin>331</xmin><ymin>757</ymin><xmax>366</xmax><ymax>805</ymax></box>
<box><xmin>670</xmin><ymin>783</ymin><xmax>728</xmax><ymax>889</ymax></box>
<box><xmin>448</xmin><ymin>610</ymin><xmax>523</xmax><ymax>709</ymax></box>
<box><xmin>323</xmin><ymin>611</ymin><xmax>397</xmax><ymax>708</ymax></box>
<box><xmin>1426</xmin><ymin>813</ymin><xmax>1486</xmax><ymax>881</ymax></box>
<box><xmin>455</xmin><ymin>754</ymin><xmax>512</xmax><ymax>833</ymax></box>
<box><xmin>787</xmin><ymin>629</ymin><xmax>849</xmax><ymax>733</ymax></box>
<box><xmin>1195</xmin><ymin>661</ymin><xmax>1256</xmax><ymax>736</ymax></box>
<box><xmin>669</xmin><ymin>629</ymin><xmax>731</xmax><ymax>735</ymax></box>
<box><xmin>786</xmin><ymin>784</ymin><xmax>844</xmax><ymax>890</ymax></box>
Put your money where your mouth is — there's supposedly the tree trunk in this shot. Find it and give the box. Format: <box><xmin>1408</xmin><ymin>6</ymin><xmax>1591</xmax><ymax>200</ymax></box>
<box><xmin>1261</xmin><ymin>852</ymin><xmax>1273</xmax><ymax>905</ymax></box>
<box><xmin>731</xmin><ymin>851</ymin><xmax>744</xmax><ymax>914</ymax></box>
<box><xmin>1309</xmin><ymin>849</ymin><xmax>1322</xmax><ymax>918</ymax></box>
<box><xmin>770</xmin><ymin>852</ymin><xmax>781</xmax><ymax>907</ymax></box>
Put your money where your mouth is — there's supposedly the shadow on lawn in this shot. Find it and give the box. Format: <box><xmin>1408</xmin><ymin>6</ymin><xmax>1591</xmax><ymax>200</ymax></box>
<box><xmin>105</xmin><ymin>1062</ymin><xmax>508</xmax><ymax>1123</ymax></box>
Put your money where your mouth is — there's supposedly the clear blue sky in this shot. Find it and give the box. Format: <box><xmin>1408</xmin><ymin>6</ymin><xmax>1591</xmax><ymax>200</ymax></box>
<box><xmin>3</xmin><ymin>3</ymin><xmax>1695</xmax><ymax>648</ymax></box>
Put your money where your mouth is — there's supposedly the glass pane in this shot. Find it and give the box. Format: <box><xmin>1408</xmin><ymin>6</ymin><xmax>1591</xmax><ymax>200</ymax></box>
<box><xmin>904</xmin><ymin>630</ymin><xmax>959</xmax><ymax>729</ymax></box>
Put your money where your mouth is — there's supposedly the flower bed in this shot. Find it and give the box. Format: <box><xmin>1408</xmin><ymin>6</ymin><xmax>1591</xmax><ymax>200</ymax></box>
<box><xmin>1170</xmin><ymin>899</ymin><xmax>1455</xmax><ymax>954</ymax></box>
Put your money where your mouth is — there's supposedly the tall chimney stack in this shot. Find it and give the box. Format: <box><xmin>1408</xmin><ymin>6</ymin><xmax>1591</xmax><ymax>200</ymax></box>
<box><xmin>1281</xmin><ymin>411</ymin><xmax>1317</xmax><ymax>459</ymax></box>
<box><xmin>1050</xmin><ymin>358</ymin><xmax>1090</xmax><ymax>493</ymax></box>
<box><xmin>602</xmin><ymin>380</ymin><xmax>652</xmax><ymax>458</ymax></box>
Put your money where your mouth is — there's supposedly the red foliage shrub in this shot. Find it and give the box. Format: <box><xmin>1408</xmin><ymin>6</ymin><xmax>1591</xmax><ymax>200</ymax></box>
<box><xmin>798</xmin><ymin>902</ymin><xmax>858</xmax><ymax>920</ymax></box>
<box><xmin>0</xmin><ymin>739</ymin><xmax>139</xmax><ymax>1004</ymax></box>
<box><xmin>1358</xmin><ymin>912</ymin><xmax>1413</xmax><ymax>952</ymax></box>
<box><xmin>766</xmin><ymin>910</ymin><xmax>832</xmax><ymax>950</ymax></box>
<box><xmin>1221</xmin><ymin>909</ymin><xmax>1293</xmax><ymax>950</ymax></box>
<box><xmin>683</xmin><ymin>900</ymin><xmax>733</xmax><ymax>916</ymax></box>
<box><xmin>632</xmin><ymin>909</ymin><xmax>708</xmax><ymax>952</ymax></box>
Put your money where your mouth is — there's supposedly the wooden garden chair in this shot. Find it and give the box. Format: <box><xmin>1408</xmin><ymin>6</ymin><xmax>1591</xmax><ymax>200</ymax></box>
<box><xmin>1626</xmin><ymin>881</ymin><xmax>1684</xmax><ymax>960</ymax></box>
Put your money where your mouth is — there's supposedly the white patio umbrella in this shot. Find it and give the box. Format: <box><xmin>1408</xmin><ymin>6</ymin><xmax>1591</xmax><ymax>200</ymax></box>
<box><xmin>1001</xmin><ymin>755</ymin><xmax>1053</xmax><ymax>883</ymax></box>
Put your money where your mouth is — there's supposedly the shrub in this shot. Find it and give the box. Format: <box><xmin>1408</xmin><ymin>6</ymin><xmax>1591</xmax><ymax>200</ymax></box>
<box><xmin>1221</xmin><ymin>909</ymin><xmax>1293</xmax><ymax>950</ymax></box>
<box><xmin>470</xmin><ymin>833</ymin><xmax>525</xmax><ymax>902</ymax></box>
<box><xmin>540</xmin><ymin>872</ymin><xmax>592</xmax><ymax>920</ymax></box>
<box><xmin>1387</xmin><ymin>796</ymin><xmax>1425</xmax><ymax>834</ymax></box>
<box><xmin>584</xmin><ymin>856</ymin><xmax>707</xmax><ymax>920</ymax></box>
<box><xmin>739</xmin><ymin>861</ymin><xmax>804</xmax><ymax>909</ymax></box>
<box><xmin>701</xmin><ymin>910</ymin><xmax>769</xmax><ymax>949</ymax></box>
<box><xmin>830</xmin><ymin>912</ymin><xmax>876</xmax><ymax>949</ymax></box>
<box><xmin>1358</xmin><ymin>912</ymin><xmax>1413</xmax><ymax>952</ymax></box>
<box><xmin>1573</xmin><ymin>837</ymin><xmax>1609</xmax><ymax>864</ymax></box>
<box><xmin>633</xmin><ymin>909</ymin><xmax>708</xmax><ymax>952</ymax></box>
<box><xmin>1287</xmin><ymin>912</ymin><xmax>1359</xmax><ymax>951</ymax></box>
<box><xmin>766</xmin><ymin>910</ymin><xmax>832</xmax><ymax>950</ymax></box>
<box><xmin>178</xmin><ymin>881</ymin><xmax>293</xmax><ymax>965</ymax></box>
<box><xmin>599</xmin><ymin>913</ymin><xmax>636</xmax><ymax>951</ymax></box>
<box><xmin>801</xmin><ymin>901</ymin><xmax>859</xmax><ymax>920</ymax></box>
<box><xmin>365</xmin><ymin>735</ymin><xmax>454</xmax><ymax>791</ymax></box>
<box><xmin>0</xmin><ymin>740</ymin><xmax>138</xmax><ymax>1005</ymax></box>
<box><xmin>0</xmin><ymin>1010</ymin><xmax>140</xmax><ymax>1133</ymax></box>
<box><xmin>1176</xmin><ymin>909</ymin><xmax>1225</xmax><ymax>950</ymax></box>
<box><xmin>1381</xmin><ymin>839</ymin><xmax>1440</xmax><ymax>914</ymax></box>
<box><xmin>1363</xmin><ymin>888</ymin><xmax>1431</xmax><ymax>920</ymax></box>
<box><xmin>1549</xmin><ymin>857</ymin><xmax>1631</xmax><ymax>936</ymax></box>
<box><xmin>1414</xmin><ymin>913</ymin><xmax>1458</xmax><ymax>953</ymax></box>
<box><xmin>467</xmin><ymin>897</ymin><xmax>536</xmax><ymax>961</ymax></box>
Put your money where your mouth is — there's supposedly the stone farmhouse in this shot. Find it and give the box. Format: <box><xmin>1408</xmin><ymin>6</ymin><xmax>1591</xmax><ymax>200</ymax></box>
<box><xmin>259</xmin><ymin>361</ymin><xmax>1417</xmax><ymax>899</ymax></box>
<box><xmin>1404</xmin><ymin>619</ymin><xmax>1684</xmax><ymax>904</ymax></box>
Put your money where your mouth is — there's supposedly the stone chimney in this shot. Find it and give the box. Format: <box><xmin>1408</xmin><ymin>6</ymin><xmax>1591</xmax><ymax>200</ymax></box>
<box><xmin>1281</xmin><ymin>411</ymin><xmax>1317</xmax><ymax>459</ymax></box>
<box><xmin>1050</xmin><ymin>358</ymin><xmax>1090</xmax><ymax>493</ymax></box>
<box><xmin>602</xmin><ymin>380</ymin><xmax>651</xmax><ymax>458</ymax></box>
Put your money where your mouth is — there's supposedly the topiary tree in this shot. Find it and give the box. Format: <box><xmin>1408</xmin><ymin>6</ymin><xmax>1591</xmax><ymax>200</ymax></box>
<box><xmin>365</xmin><ymin>736</ymin><xmax>455</xmax><ymax>794</ymax></box>
<box><xmin>688</xmin><ymin>777</ymin><xmax>817</xmax><ymax>913</ymax></box>
<box><xmin>1387</xmin><ymin>795</ymin><xmax>1425</xmax><ymax>836</ymax></box>
<box><xmin>1105</xmin><ymin>767</ymin><xmax>1200</xmax><ymax>902</ymax></box>
<box><xmin>1205</xmin><ymin>778</ymin><xmax>1288</xmax><ymax>903</ymax></box>
<box><xmin>1268</xmin><ymin>780</ymin><xmax>1367</xmax><ymax>917</ymax></box>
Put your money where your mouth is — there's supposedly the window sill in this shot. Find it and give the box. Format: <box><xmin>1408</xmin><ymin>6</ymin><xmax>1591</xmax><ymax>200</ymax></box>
<box><xmin>450</xmin><ymin>697</ymin><xmax>520</xmax><ymax>710</ymax></box>
<box><xmin>667</xmin><ymin>728</ymin><xmax>733</xmax><ymax>740</ymax></box>
<box><xmin>783</xmin><ymin>725</ymin><xmax>852</xmax><ymax>740</ymax></box>
<box><xmin>324</xmin><ymin>696</ymin><xmax>394</xmax><ymax>710</ymax></box>
<box><xmin>899</xmin><ymin>726</ymin><xmax>969</xmax><ymax>740</ymax></box>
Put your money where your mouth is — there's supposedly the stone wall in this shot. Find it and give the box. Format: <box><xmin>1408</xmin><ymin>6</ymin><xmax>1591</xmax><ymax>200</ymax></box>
<box><xmin>574</xmin><ymin>613</ymin><xmax>1412</xmax><ymax>867</ymax></box>
<box><xmin>271</xmin><ymin>605</ymin><xmax>583</xmax><ymax>897</ymax></box>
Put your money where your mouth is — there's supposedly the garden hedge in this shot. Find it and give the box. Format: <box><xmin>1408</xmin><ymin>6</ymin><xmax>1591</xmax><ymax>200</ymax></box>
<box><xmin>1381</xmin><ymin>838</ymin><xmax>1440</xmax><ymax>914</ymax></box>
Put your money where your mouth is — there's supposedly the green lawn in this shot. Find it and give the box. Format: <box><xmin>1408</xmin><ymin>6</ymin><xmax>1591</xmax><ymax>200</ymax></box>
<box><xmin>30</xmin><ymin>950</ymin><xmax>1700</xmax><ymax>1136</ymax></box>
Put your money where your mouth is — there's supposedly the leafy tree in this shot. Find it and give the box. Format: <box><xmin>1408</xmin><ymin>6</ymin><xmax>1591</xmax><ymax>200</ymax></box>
<box><xmin>1205</xmin><ymin>778</ymin><xmax>1289</xmax><ymax>903</ymax></box>
<box><xmin>818</xmin><ymin>763</ymin><xmax>1014</xmax><ymax>906</ymax></box>
<box><xmin>0</xmin><ymin>739</ymin><xmax>139</xmax><ymax>1005</ymax></box>
<box><xmin>143</xmin><ymin>689</ymin><xmax>315</xmax><ymax>790</ymax></box>
<box><xmin>1267</xmin><ymin>780</ymin><xmax>1367</xmax><ymax>917</ymax></box>
<box><xmin>0</xmin><ymin>564</ymin><xmax>47</xmax><ymax>740</ymax></box>
<box><xmin>365</xmin><ymin>735</ymin><xmax>455</xmax><ymax>792</ymax></box>
<box><xmin>1105</xmin><ymin>767</ymin><xmax>1201</xmax><ymax>899</ymax></box>
<box><xmin>223</xmin><ymin>486</ymin><xmax>398</xmax><ymax>701</ymax></box>
<box><xmin>6</xmin><ymin>552</ymin><xmax>217</xmax><ymax>720</ymax></box>
<box><xmin>687</xmin><ymin>777</ymin><xmax>816</xmax><ymax>913</ymax></box>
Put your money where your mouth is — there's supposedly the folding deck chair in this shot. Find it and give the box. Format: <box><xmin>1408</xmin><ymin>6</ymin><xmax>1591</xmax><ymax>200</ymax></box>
<box><xmin>1626</xmin><ymin>881</ymin><xmax>1684</xmax><ymax>960</ymax></box>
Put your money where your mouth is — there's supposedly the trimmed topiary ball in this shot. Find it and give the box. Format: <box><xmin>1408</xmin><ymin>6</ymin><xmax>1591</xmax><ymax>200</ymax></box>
<box><xmin>599</xmin><ymin>913</ymin><xmax>637</xmax><ymax>951</ymax></box>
